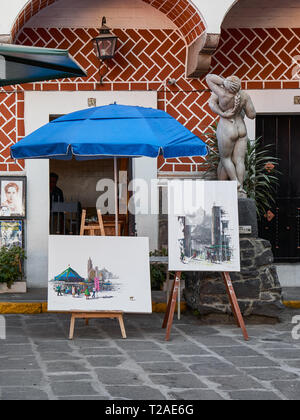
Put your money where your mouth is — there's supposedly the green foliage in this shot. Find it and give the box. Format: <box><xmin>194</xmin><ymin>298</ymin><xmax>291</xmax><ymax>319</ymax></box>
<box><xmin>149</xmin><ymin>248</ymin><xmax>168</xmax><ymax>257</ymax></box>
<box><xmin>200</xmin><ymin>123</ymin><xmax>220</xmax><ymax>180</ymax></box>
<box><xmin>244</xmin><ymin>137</ymin><xmax>280</xmax><ymax>218</ymax></box>
<box><xmin>0</xmin><ymin>246</ymin><xmax>26</xmax><ymax>288</ymax></box>
<box><xmin>200</xmin><ymin>124</ymin><xmax>280</xmax><ymax>218</ymax></box>
<box><xmin>150</xmin><ymin>264</ymin><xmax>166</xmax><ymax>290</ymax></box>
<box><xmin>149</xmin><ymin>249</ymin><xmax>187</xmax><ymax>290</ymax></box>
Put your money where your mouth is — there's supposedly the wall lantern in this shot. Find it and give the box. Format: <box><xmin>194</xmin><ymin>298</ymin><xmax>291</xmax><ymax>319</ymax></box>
<box><xmin>93</xmin><ymin>17</ymin><xmax>118</xmax><ymax>84</ymax></box>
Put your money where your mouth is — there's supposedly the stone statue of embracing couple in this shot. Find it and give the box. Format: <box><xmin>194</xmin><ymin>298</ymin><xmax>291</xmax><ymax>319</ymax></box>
<box><xmin>206</xmin><ymin>74</ymin><xmax>256</xmax><ymax>197</ymax></box>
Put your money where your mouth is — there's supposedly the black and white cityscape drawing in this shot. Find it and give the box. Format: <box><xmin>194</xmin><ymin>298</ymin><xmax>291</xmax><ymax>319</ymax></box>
<box><xmin>168</xmin><ymin>181</ymin><xmax>240</xmax><ymax>272</ymax></box>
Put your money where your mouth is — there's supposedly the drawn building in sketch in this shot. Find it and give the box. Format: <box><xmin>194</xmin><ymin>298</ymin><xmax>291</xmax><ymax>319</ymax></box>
<box><xmin>178</xmin><ymin>204</ymin><xmax>233</xmax><ymax>266</ymax></box>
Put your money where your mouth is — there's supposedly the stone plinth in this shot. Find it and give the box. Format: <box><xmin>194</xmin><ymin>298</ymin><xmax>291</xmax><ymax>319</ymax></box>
<box><xmin>184</xmin><ymin>199</ymin><xmax>284</xmax><ymax>320</ymax></box>
<box><xmin>238</xmin><ymin>198</ymin><xmax>258</xmax><ymax>238</ymax></box>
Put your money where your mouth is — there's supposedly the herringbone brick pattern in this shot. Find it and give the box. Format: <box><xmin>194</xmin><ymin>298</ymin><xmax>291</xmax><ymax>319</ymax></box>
<box><xmin>0</xmin><ymin>93</ymin><xmax>25</xmax><ymax>171</ymax></box>
<box><xmin>14</xmin><ymin>27</ymin><xmax>214</xmax><ymax>172</ymax></box>
<box><xmin>144</xmin><ymin>0</ymin><xmax>205</xmax><ymax>45</ymax></box>
<box><xmin>11</xmin><ymin>0</ymin><xmax>205</xmax><ymax>46</ymax></box>
<box><xmin>17</xmin><ymin>27</ymin><xmax>187</xmax><ymax>85</ymax></box>
<box><xmin>3</xmin><ymin>26</ymin><xmax>300</xmax><ymax>172</ymax></box>
<box><xmin>212</xmin><ymin>28</ymin><xmax>300</xmax><ymax>89</ymax></box>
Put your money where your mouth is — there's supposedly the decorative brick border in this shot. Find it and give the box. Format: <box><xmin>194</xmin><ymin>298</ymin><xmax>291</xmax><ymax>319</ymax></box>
<box><xmin>11</xmin><ymin>0</ymin><xmax>205</xmax><ymax>47</ymax></box>
<box><xmin>0</xmin><ymin>92</ymin><xmax>25</xmax><ymax>171</ymax></box>
<box><xmin>211</xmin><ymin>28</ymin><xmax>300</xmax><ymax>88</ymax></box>
<box><xmin>3</xmin><ymin>26</ymin><xmax>300</xmax><ymax>173</ymax></box>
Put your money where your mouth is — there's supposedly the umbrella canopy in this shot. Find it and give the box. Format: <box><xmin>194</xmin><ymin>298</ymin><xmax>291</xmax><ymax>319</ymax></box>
<box><xmin>0</xmin><ymin>44</ymin><xmax>86</xmax><ymax>86</ymax></box>
<box><xmin>11</xmin><ymin>104</ymin><xmax>207</xmax><ymax>160</ymax></box>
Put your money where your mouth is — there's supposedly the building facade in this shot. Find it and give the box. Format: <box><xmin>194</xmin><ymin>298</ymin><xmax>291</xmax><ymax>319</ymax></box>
<box><xmin>1</xmin><ymin>0</ymin><xmax>300</xmax><ymax>287</ymax></box>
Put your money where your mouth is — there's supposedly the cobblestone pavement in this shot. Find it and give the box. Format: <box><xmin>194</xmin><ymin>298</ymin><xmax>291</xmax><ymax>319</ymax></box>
<box><xmin>0</xmin><ymin>309</ymin><xmax>300</xmax><ymax>401</ymax></box>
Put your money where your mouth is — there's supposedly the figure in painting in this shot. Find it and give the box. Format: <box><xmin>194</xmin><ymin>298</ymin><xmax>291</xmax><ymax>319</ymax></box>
<box><xmin>85</xmin><ymin>287</ymin><xmax>91</xmax><ymax>300</ymax></box>
<box><xmin>56</xmin><ymin>285</ymin><xmax>63</xmax><ymax>296</ymax></box>
<box><xmin>0</xmin><ymin>182</ymin><xmax>23</xmax><ymax>216</ymax></box>
<box><xmin>206</xmin><ymin>74</ymin><xmax>256</xmax><ymax>196</ymax></box>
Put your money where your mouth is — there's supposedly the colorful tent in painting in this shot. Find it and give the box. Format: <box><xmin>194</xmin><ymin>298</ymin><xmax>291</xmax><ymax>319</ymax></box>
<box><xmin>54</xmin><ymin>266</ymin><xmax>85</xmax><ymax>283</ymax></box>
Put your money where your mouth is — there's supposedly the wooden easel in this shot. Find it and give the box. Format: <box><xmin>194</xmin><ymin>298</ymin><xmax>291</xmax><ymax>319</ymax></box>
<box><xmin>68</xmin><ymin>209</ymin><xmax>127</xmax><ymax>340</ymax></box>
<box><xmin>80</xmin><ymin>209</ymin><xmax>105</xmax><ymax>236</ymax></box>
<box><xmin>162</xmin><ymin>271</ymin><xmax>249</xmax><ymax>342</ymax></box>
<box><xmin>69</xmin><ymin>311</ymin><xmax>126</xmax><ymax>340</ymax></box>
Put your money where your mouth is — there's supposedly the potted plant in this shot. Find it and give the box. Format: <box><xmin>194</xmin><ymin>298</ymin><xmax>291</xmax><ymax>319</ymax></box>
<box><xmin>0</xmin><ymin>245</ymin><xmax>26</xmax><ymax>293</ymax></box>
<box><xmin>150</xmin><ymin>248</ymin><xmax>186</xmax><ymax>295</ymax></box>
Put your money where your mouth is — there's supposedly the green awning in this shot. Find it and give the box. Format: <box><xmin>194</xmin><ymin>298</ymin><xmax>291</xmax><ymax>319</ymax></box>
<box><xmin>0</xmin><ymin>44</ymin><xmax>87</xmax><ymax>86</ymax></box>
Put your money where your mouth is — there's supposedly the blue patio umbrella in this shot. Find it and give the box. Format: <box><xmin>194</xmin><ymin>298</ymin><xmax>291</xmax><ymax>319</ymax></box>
<box><xmin>11</xmin><ymin>103</ymin><xmax>208</xmax><ymax>234</ymax></box>
<box><xmin>11</xmin><ymin>103</ymin><xmax>207</xmax><ymax>160</ymax></box>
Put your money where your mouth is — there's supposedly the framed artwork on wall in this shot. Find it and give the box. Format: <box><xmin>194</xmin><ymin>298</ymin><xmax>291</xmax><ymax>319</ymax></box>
<box><xmin>0</xmin><ymin>220</ymin><xmax>24</xmax><ymax>249</ymax></box>
<box><xmin>168</xmin><ymin>180</ymin><xmax>240</xmax><ymax>272</ymax></box>
<box><xmin>0</xmin><ymin>177</ymin><xmax>26</xmax><ymax>219</ymax></box>
<box><xmin>48</xmin><ymin>236</ymin><xmax>152</xmax><ymax>313</ymax></box>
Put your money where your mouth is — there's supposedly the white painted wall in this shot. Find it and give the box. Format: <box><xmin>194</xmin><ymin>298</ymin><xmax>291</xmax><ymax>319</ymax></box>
<box><xmin>0</xmin><ymin>0</ymin><xmax>28</xmax><ymax>34</ymax></box>
<box><xmin>223</xmin><ymin>0</ymin><xmax>300</xmax><ymax>28</ymax></box>
<box><xmin>24</xmin><ymin>90</ymin><xmax>158</xmax><ymax>288</ymax></box>
<box><xmin>3</xmin><ymin>0</ymin><xmax>236</xmax><ymax>38</ymax></box>
<box><xmin>244</xmin><ymin>89</ymin><xmax>300</xmax><ymax>140</ymax></box>
<box><xmin>27</xmin><ymin>0</ymin><xmax>177</xmax><ymax>29</ymax></box>
<box><xmin>244</xmin><ymin>89</ymin><xmax>300</xmax><ymax>288</ymax></box>
<box><xmin>192</xmin><ymin>0</ymin><xmax>236</xmax><ymax>33</ymax></box>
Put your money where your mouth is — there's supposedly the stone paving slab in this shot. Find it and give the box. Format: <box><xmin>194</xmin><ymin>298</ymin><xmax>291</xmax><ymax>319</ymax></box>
<box><xmin>0</xmin><ymin>309</ymin><xmax>300</xmax><ymax>400</ymax></box>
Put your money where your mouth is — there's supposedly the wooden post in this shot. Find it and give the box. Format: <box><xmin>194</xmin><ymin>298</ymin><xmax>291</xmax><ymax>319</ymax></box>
<box><xmin>222</xmin><ymin>272</ymin><xmax>249</xmax><ymax>341</ymax></box>
<box><xmin>80</xmin><ymin>209</ymin><xmax>106</xmax><ymax>237</ymax></box>
<box><xmin>162</xmin><ymin>271</ymin><xmax>249</xmax><ymax>342</ymax></box>
<box><xmin>69</xmin><ymin>313</ymin><xmax>76</xmax><ymax>340</ymax></box>
<box><xmin>69</xmin><ymin>311</ymin><xmax>126</xmax><ymax>340</ymax></box>
<box><xmin>162</xmin><ymin>272</ymin><xmax>181</xmax><ymax>341</ymax></box>
<box><xmin>96</xmin><ymin>209</ymin><xmax>106</xmax><ymax>236</ymax></box>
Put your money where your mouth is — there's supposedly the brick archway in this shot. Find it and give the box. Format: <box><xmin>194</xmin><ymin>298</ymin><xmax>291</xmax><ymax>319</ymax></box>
<box><xmin>11</xmin><ymin>0</ymin><xmax>206</xmax><ymax>46</ymax></box>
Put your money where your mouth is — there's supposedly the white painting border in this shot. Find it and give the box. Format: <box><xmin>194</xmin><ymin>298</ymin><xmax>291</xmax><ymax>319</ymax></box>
<box><xmin>168</xmin><ymin>180</ymin><xmax>240</xmax><ymax>272</ymax></box>
<box><xmin>48</xmin><ymin>235</ymin><xmax>152</xmax><ymax>313</ymax></box>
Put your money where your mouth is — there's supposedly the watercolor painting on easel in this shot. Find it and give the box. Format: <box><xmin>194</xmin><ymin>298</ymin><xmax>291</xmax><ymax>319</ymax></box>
<box><xmin>48</xmin><ymin>236</ymin><xmax>152</xmax><ymax>313</ymax></box>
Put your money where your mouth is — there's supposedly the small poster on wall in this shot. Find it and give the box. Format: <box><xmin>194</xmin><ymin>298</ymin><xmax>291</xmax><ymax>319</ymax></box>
<box><xmin>0</xmin><ymin>177</ymin><xmax>26</xmax><ymax>219</ymax></box>
<box><xmin>48</xmin><ymin>236</ymin><xmax>152</xmax><ymax>313</ymax></box>
<box><xmin>0</xmin><ymin>220</ymin><xmax>23</xmax><ymax>248</ymax></box>
<box><xmin>168</xmin><ymin>180</ymin><xmax>240</xmax><ymax>272</ymax></box>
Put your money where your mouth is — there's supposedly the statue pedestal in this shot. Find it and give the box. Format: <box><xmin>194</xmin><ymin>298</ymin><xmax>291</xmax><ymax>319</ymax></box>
<box><xmin>184</xmin><ymin>199</ymin><xmax>284</xmax><ymax>321</ymax></box>
<box><xmin>238</xmin><ymin>198</ymin><xmax>258</xmax><ymax>238</ymax></box>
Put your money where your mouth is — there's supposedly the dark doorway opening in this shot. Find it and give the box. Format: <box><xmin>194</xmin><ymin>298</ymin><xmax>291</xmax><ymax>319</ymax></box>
<box><xmin>48</xmin><ymin>115</ymin><xmax>135</xmax><ymax>236</ymax></box>
<box><xmin>256</xmin><ymin>114</ymin><xmax>300</xmax><ymax>262</ymax></box>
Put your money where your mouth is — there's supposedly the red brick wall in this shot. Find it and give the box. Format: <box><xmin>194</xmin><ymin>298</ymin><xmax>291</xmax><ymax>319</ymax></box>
<box><xmin>0</xmin><ymin>92</ymin><xmax>24</xmax><ymax>171</ymax></box>
<box><xmin>11</xmin><ymin>0</ymin><xmax>205</xmax><ymax>46</ymax></box>
<box><xmin>2</xmin><ymin>27</ymin><xmax>300</xmax><ymax>172</ymax></box>
<box><xmin>212</xmin><ymin>28</ymin><xmax>300</xmax><ymax>89</ymax></box>
<box><xmin>12</xmin><ymin>27</ymin><xmax>212</xmax><ymax>173</ymax></box>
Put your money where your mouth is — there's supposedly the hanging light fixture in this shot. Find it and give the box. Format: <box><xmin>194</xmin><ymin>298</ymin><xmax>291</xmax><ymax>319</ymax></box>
<box><xmin>92</xmin><ymin>17</ymin><xmax>118</xmax><ymax>83</ymax></box>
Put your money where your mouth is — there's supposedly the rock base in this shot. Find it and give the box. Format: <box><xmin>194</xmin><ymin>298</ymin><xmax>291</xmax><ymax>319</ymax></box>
<box><xmin>184</xmin><ymin>238</ymin><xmax>285</xmax><ymax>320</ymax></box>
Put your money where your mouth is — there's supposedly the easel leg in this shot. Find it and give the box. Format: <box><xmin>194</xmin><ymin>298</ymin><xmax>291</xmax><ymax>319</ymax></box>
<box><xmin>118</xmin><ymin>314</ymin><xmax>127</xmax><ymax>339</ymax></box>
<box><xmin>162</xmin><ymin>272</ymin><xmax>181</xmax><ymax>341</ymax></box>
<box><xmin>222</xmin><ymin>272</ymin><xmax>249</xmax><ymax>341</ymax></box>
<box><xmin>178</xmin><ymin>279</ymin><xmax>181</xmax><ymax>321</ymax></box>
<box><xmin>69</xmin><ymin>314</ymin><xmax>76</xmax><ymax>340</ymax></box>
<box><xmin>166</xmin><ymin>270</ymin><xmax>170</xmax><ymax>303</ymax></box>
<box><xmin>162</xmin><ymin>275</ymin><xmax>176</xmax><ymax>329</ymax></box>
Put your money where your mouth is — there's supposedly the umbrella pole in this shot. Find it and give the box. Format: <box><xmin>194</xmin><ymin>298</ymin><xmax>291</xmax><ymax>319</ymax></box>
<box><xmin>114</xmin><ymin>157</ymin><xmax>119</xmax><ymax>236</ymax></box>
